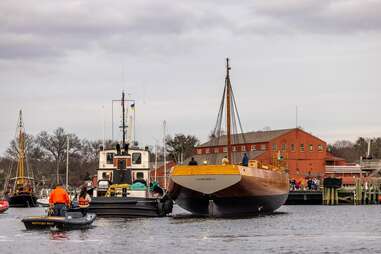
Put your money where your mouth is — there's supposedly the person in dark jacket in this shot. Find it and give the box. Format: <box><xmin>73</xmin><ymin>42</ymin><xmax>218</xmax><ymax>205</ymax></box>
<box><xmin>242</xmin><ymin>153</ymin><xmax>249</xmax><ymax>166</ymax></box>
<box><xmin>188</xmin><ymin>157</ymin><xmax>198</xmax><ymax>166</ymax></box>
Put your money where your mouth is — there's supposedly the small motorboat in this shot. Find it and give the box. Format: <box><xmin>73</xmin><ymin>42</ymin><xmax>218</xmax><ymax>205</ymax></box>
<box><xmin>36</xmin><ymin>198</ymin><xmax>49</xmax><ymax>207</ymax></box>
<box><xmin>0</xmin><ymin>200</ymin><xmax>9</xmax><ymax>214</ymax></box>
<box><xmin>22</xmin><ymin>209</ymin><xmax>96</xmax><ymax>230</ymax></box>
<box><xmin>37</xmin><ymin>188</ymin><xmax>51</xmax><ymax>207</ymax></box>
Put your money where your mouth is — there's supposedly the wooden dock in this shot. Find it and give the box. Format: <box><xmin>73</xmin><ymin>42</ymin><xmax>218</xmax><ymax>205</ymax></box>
<box><xmin>285</xmin><ymin>191</ymin><xmax>322</xmax><ymax>205</ymax></box>
<box><xmin>286</xmin><ymin>178</ymin><xmax>381</xmax><ymax>205</ymax></box>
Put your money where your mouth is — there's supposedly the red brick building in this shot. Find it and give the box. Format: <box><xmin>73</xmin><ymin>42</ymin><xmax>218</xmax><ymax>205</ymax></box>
<box><xmin>192</xmin><ymin>128</ymin><xmax>328</xmax><ymax>178</ymax></box>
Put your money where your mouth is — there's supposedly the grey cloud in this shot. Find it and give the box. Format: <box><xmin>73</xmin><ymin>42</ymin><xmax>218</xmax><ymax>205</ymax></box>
<box><xmin>249</xmin><ymin>0</ymin><xmax>381</xmax><ymax>34</ymax></box>
<box><xmin>0</xmin><ymin>1</ymin><xmax>228</xmax><ymax>60</ymax></box>
<box><xmin>1</xmin><ymin>1</ymin><xmax>381</xmax><ymax>61</ymax></box>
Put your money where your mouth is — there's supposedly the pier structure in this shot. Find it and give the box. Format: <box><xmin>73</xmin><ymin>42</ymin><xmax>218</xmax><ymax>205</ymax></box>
<box><xmin>322</xmin><ymin>177</ymin><xmax>341</xmax><ymax>205</ymax></box>
<box><xmin>353</xmin><ymin>177</ymin><xmax>381</xmax><ymax>205</ymax></box>
<box><xmin>286</xmin><ymin>177</ymin><xmax>381</xmax><ymax>205</ymax></box>
<box><xmin>362</xmin><ymin>159</ymin><xmax>381</xmax><ymax>177</ymax></box>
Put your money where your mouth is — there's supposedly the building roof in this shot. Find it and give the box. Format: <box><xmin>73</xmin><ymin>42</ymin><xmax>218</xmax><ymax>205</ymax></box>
<box><xmin>198</xmin><ymin>128</ymin><xmax>295</xmax><ymax>148</ymax></box>
<box><xmin>326</xmin><ymin>153</ymin><xmax>346</xmax><ymax>162</ymax></box>
<box><xmin>186</xmin><ymin>150</ymin><xmax>265</xmax><ymax>165</ymax></box>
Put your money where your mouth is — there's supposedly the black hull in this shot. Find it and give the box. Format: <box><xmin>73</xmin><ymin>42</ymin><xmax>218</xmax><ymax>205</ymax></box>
<box><xmin>285</xmin><ymin>191</ymin><xmax>323</xmax><ymax>205</ymax></box>
<box><xmin>8</xmin><ymin>194</ymin><xmax>38</xmax><ymax>208</ymax></box>
<box><xmin>171</xmin><ymin>187</ymin><xmax>288</xmax><ymax>217</ymax></box>
<box><xmin>88</xmin><ymin>196</ymin><xmax>173</xmax><ymax>217</ymax></box>
<box><xmin>22</xmin><ymin>214</ymin><xmax>96</xmax><ymax>230</ymax></box>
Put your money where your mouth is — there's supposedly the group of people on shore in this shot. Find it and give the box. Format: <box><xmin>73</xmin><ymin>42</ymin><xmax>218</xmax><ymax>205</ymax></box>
<box><xmin>49</xmin><ymin>183</ymin><xmax>91</xmax><ymax>216</ymax></box>
<box><xmin>289</xmin><ymin>177</ymin><xmax>320</xmax><ymax>191</ymax></box>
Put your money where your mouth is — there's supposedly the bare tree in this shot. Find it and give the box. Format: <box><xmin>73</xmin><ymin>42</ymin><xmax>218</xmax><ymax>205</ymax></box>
<box><xmin>5</xmin><ymin>133</ymin><xmax>39</xmax><ymax>161</ymax></box>
<box><xmin>166</xmin><ymin>134</ymin><xmax>200</xmax><ymax>163</ymax></box>
<box><xmin>36</xmin><ymin>128</ymin><xmax>81</xmax><ymax>184</ymax></box>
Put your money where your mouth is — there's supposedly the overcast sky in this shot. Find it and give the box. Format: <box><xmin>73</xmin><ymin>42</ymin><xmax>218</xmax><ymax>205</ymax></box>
<box><xmin>1</xmin><ymin>0</ymin><xmax>381</xmax><ymax>154</ymax></box>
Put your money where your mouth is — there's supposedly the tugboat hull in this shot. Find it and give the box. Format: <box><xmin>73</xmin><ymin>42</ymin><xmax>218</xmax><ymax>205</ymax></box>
<box><xmin>8</xmin><ymin>194</ymin><xmax>38</xmax><ymax>208</ymax></box>
<box><xmin>88</xmin><ymin>196</ymin><xmax>173</xmax><ymax>217</ymax></box>
<box><xmin>168</xmin><ymin>165</ymin><xmax>289</xmax><ymax>217</ymax></box>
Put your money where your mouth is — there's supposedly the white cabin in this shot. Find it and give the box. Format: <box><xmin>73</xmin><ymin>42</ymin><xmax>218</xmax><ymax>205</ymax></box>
<box><xmin>97</xmin><ymin>147</ymin><xmax>150</xmax><ymax>185</ymax></box>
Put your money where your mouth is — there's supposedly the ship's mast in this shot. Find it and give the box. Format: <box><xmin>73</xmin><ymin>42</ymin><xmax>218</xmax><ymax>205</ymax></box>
<box><xmin>16</xmin><ymin>110</ymin><xmax>26</xmax><ymax>185</ymax></box>
<box><xmin>122</xmin><ymin>91</ymin><xmax>126</xmax><ymax>146</ymax></box>
<box><xmin>225</xmin><ymin>58</ymin><xmax>232</xmax><ymax>163</ymax></box>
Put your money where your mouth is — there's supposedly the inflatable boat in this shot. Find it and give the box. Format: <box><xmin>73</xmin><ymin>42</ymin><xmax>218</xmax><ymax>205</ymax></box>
<box><xmin>22</xmin><ymin>209</ymin><xmax>96</xmax><ymax>230</ymax></box>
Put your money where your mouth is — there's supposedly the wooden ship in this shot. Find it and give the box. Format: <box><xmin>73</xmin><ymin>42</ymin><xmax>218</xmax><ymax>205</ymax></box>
<box><xmin>167</xmin><ymin>59</ymin><xmax>289</xmax><ymax>217</ymax></box>
<box><xmin>4</xmin><ymin>110</ymin><xmax>38</xmax><ymax>207</ymax></box>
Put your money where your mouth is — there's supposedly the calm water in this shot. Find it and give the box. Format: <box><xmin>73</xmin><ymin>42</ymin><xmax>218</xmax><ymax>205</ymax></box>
<box><xmin>1</xmin><ymin>205</ymin><xmax>381</xmax><ymax>254</ymax></box>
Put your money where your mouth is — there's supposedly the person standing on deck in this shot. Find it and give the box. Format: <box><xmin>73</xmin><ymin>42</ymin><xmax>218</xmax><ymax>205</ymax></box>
<box><xmin>242</xmin><ymin>153</ymin><xmax>249</xmax><ymax>166</ymax></box>
<box><xmin>188</xmin><ymin>157</ymin><xmax>198</xmax><ymax>166</ymax></box>
<box><xmin>77</xmin><ymin>186</ymin><xmax>92</xmax><ymax>215</ymax></box>
<box><xmin>49</xmin><ymin>183</ymin><xmax>70</xmax><ymax>216</ymax></box>
<box><xmin>222</xmin><ymin>156</ymin><xmax>229</xmax><ymax>165</ymax></box>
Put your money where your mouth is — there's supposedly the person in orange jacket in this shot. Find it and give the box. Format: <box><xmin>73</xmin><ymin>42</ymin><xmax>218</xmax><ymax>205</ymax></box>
<box><xmin>49</xmin><ymin>183</ymin><xmax>71</xmax><ymax>216</ymax></box>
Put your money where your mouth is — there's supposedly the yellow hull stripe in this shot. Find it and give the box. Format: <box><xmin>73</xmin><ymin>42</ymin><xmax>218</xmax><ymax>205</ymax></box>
<box><xmin>26</xmin><ymin>216</ymin><xmax>65</xmax><ymax>220</ymax></box>
<box><xmin>171</xmin><ymin>165</ymin><xmax>240</xmax><ymax>176</ymax></box>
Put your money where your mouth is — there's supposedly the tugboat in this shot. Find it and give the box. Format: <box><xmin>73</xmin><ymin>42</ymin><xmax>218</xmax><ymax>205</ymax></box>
<box><xmin>167</xmin><ymin>59</ymin><xmax>289</xmax><ymax>217</ymax></box>
<box><xmin>4</xmin><ymin>110</ymin><xmax>38</xmax><ymax>207</ymax></box>
<box><xmin>88</xmin><ymin>92</ymin><xmax>173</xmax><ymax>217</ymax></box>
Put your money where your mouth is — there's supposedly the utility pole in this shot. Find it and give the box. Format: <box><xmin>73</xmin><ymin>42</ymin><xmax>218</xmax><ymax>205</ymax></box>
<box><xmin>102</xmin><ymin>105</ymin><xmax>105</xmax><ymax>148</ymax></box>
<box><xmin>155</xmin><ymin>142</ymin><xmax>158</xmax><ymax>182</ymax></box>
<box><xmin>163</xmin><ymin>120</ymin><xmax>167</xmax><ymax>190</ymax></box>
<box><xmin>66</xmin><ymin>136</ymin><xmax>69</xmax><ymax>190</ymax></box>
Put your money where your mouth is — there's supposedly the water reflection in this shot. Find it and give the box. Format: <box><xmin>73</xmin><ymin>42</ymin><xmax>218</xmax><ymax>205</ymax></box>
<box><xmin>171</xmin><ymin>210</ymin><xmax>288</xmax><ymax>223</ymax></box>
<box><xmin>50</xmin><ymin>231</ymin><xmax>69</xmax><ymax>240</ymax></box>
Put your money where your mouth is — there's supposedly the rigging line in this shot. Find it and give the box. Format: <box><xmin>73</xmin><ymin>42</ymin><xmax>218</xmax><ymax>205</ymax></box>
<box><xmin>208</xmin><ymin>82</ymin><xmax>226</xmax><ymax>164</ymax></box>
<box><xmin>231</xmin><ymin>86</ymin><xmax>246</xmax><ymax>144</ymax></box>
<box><xmin>230</xmin><ymin>87</ymin><xmax>240</xmax><ymax>163</ymax></box>
<box><xmin>213</xmin><ymin>84</ymin><xmax>226</xmax><ymax>137</ymax></box>
<box><xmin>4</xmin><ymin>159</ymin><xmax>14</xmax><ymax>193</ymax></box>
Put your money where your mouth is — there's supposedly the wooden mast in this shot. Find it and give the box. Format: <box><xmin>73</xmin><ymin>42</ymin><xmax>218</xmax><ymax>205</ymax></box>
<box><xmin>226</xmin><ymin>58</ymin><xmax>232</xmax><ymax>163</ymax></box>
<box><xmin>16</xmin><ymin>110</ymin><xmax>25</xmax><ymax>186</ymax></box>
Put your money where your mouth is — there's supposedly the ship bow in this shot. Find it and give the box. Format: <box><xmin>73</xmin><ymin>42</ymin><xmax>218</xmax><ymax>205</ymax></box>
<box><xmin>170</xmin><ymin>165</ymin><xmax>241</xmax><ymax>195</ymax></box>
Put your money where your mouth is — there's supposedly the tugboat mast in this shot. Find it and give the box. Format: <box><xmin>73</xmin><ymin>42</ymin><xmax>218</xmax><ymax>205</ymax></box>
<box><xmin>225</xmin><ymin>58</ymin><xmax>232</xmax><ymax>163</ymax></box>
<box><xmin>121</xmin><ymin>91</ymin><xmax>126</xmax><ymax>147</ymax></box>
